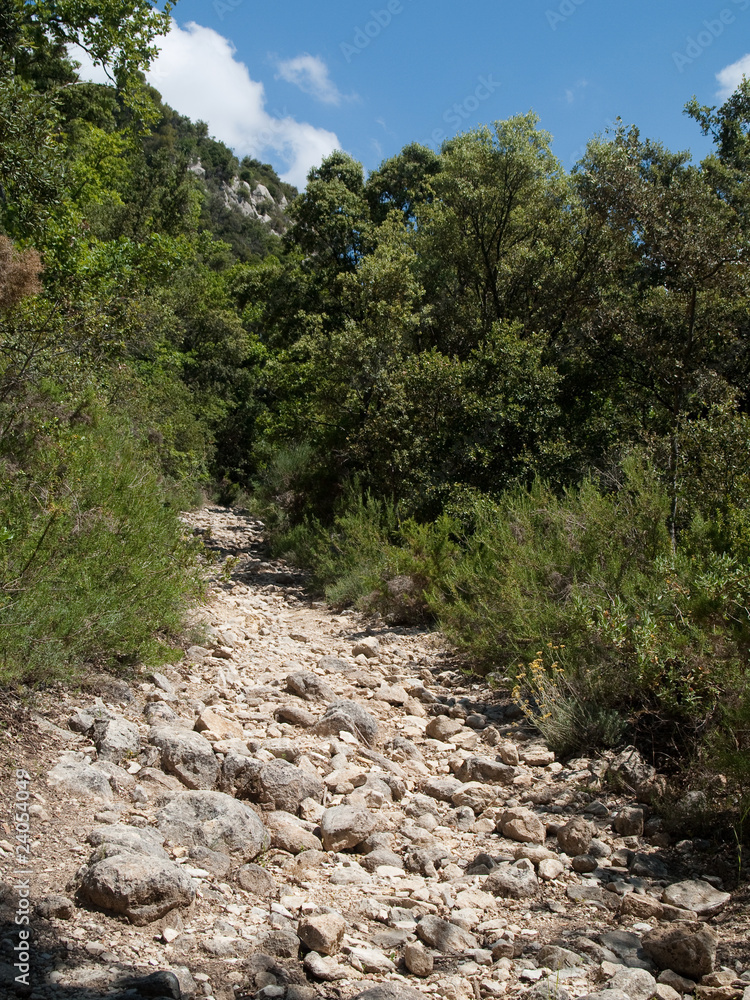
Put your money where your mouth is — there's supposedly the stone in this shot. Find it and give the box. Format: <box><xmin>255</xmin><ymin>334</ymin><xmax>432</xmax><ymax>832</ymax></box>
<box><xmin>195</xmin><ymin>708</ymin><xmax>244</xmax><ymax>741</ymax></box>
<box><xmin>275</xmin><ymin>703</ymin><xmax>316</xmax><ymax>727</ymax></box>
<box><xmin>529</xmin><ymin>982</ymin><xmax>571</xmax><ymax>1000</ymax></box>
<box><xmin>86</xmin><ymin>824</ymin><xmax>169</xmax><ymax>860</ymax></box>
<box><xmin>520</xmin><ymin>745</ymin><xmax>555</xmax><ymax>767</ymax></box>
<box><xmin>661</xmin><ymin>880</ymin><xmax>731</xmax><ymax>917</ymax></box>
<box><xmin>298</xmin><ymin>912</ymin><xmax>346</xmax><ymax>955</ymax></box>
<box><xmin>188</xmin><ymin>846</ymin><xmax>231</xmax><ymax>879</ymax></box>
<box><xmin>47</xmin><ymin>752</ymin><xmax>114</xmax><ymax>801</ymax></box>
<box><xmin>654</xmin><ymin>986</ymin><xmax>681</xmax><ymax>1000</ymax></box>
<box><xmin>68</xmin><ymin>709</ymin><xmax>95</xmax><ymax>734</ymax></box>
<box><xmin>642</xmin><ymin>921</ymin><xmax>718</xmax><ymax>979</ymax></box>
<box><xmin>259</xmin><ymin>928</ymin><xmax>300</xmax><ymax>958</ymax></box>
<box><xmin>538</xmin><ymin>945</ymin><xmax>584</xmax><ymax>970</ymax></box>
<box><xmin>237</xmin><ymin>863</ymin><xmax>276</xmax><ymax>896</ymax></box>
<box><xmin>352</xmin><ymin>637</ymin><xmax>379</xmax><ymax>658</ymax></box>
<box><xmin>484</xmin><ymin>860</ymin><xmax>539</xmax><ymax>899</ymax></box>
<box><xmin>657</xmin><ymin>970</ymin><xmax>698</xmax><ymax>994</ymax></box>
<box><xmin>614</xmin><ymin>806</ymin><xmax>645</xmax><ymax>837</ymax></box>
<box><xmin>346</xmin><ymin>945</ymin><xmax>396</xmax><ymax>973</ymax></box>
<box><xmin>245</xmin><ymin>759</ymin><xmax>325</xmax><ymax>814</ymax></box>
<box><xmin>417</xmin><ymin>914</ymin><xmax>479</xmax><ymax>954</ymax></box>
<box><xmin>78</xmin><ymin>854</ymin><xmax>195</xmax><ymax>925</ymax></box>
<box><xmin>375</xmin><ymin>683</ymin><xmax>409</xmax><ymax>705</ymax></box>
<box><xmin>630</xmin><ymin>853</ymin><xmax>670</xmax><ymax>878</ymax></box>
<box><xmin>263</xmin><ymin>738</ymin><xmax>300</xmax><ymax>762</ymax></box>
<box><xmin>36</xmin><ymin>893</ymin><xmax>75</xmax><ymax>919</ymax></box>
<box><xmin>454</xmin><ymin>755</ymin><xmax>516</xmax><ymax>784</ymax></box>
<box><xmin>220</xmin><ymin>751</ymin><xmax>262</xmax><ymax>797</ymax></box>
<box><xmin>608</xmin><ymin>746</ymin><xmax>657</xmax><ymax>795</ymax></box>
<box><xmin>156</xmin><ymin>790</ymin><xmax>269</xmax><ymax>860</ymax></box>
<box><xmin>499</xmin><ymin>807</ymin><xmax>546</xmax><ymax>844</ymax></box>
<box><xmin>425</xmin><ymin>716</ymin><xmax>464</xmax><ymax>741</ymax></box>
<box><xmin>578</xmin><ymin>992</ymin><xmax>630</xmax><ymax>1000</ymax></box>
<box><xmin>267</xmin><ymin>811</ymin><xmax>323</xmax><ymax>853</ymax></box>
<box><xmin>286</xmin><ymin>672</ymin><xmax>336</xmax><ymax>702</ymax></box>
<box><xmin>149</xmin><ymin>672</ymin><xmax>176</xmax><ymax>695</ymax></box>
<box><xmin>320</xmin><ymin>805</ymin><xmax>376</xmax><ymax>852</ymax></box>
<box><xmin>352</xmin><ymin>988</ymin><xmax>427</xmax><ymax>1000</ymax></box>
<box><xmin>496</xmin><ymin>742</ymin><xmax>520</xmax><ymax>765</ymax></box>
<box><xmin>314</xmin><ymin>701</ymin><xmax>379</xmax><ymax>745</ymax></box>
<box><xmin>92</xmin><ymin>718</ymin><xmax>141</xmax><ymax>764</ymax></box>
<box><xmin>538</xmin><ymin>857</ymin><xmax>565</xmax><ymax>881</ymax></box>
<box><xmin>404</xmin><ymin>941</ymin><xmax>434</xmax><ymax>977</ymax></box>
<box><xmin>149</xmin><ymin>726</ymin><xmax>219</xmax><ymax>790</ymax></box>
<box><xmin>423</xmin><ymin>776</ymin><xmax>464</xmax><ymax>801</ymax></box>
<box><xmin>557</xmin><ymin>816</ymin><xmax>594</xmax><ymax>856</ymax></box>
<box><xmin>119</xmin><ymin>971</ymin><xmax>182</xmax><ymax>999</ymax></box>
<box><xmin>621</xmin><ymin>892</ymin><xmax>664</xmax><ymax>920</ymax></box>
<box><xmin>303</xmin><ymin>952</ymin><xmax>348</xmax><ymax>981</ymax></box>
<box><xmin>144</xmin><ymin>702</ymin><xmax>178</xmax><ymax>726</ymax></box>
<box><xmin>607</xmin><ymin>968</ymin><xmax>657</xmax><ymax>1000</ymax></box>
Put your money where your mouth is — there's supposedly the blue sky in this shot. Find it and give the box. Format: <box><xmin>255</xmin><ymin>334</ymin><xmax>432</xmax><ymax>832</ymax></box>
<box><xmin>79</xmin><ymin>0</ymin><xmax>750</xmax><ymax>187</ymax></box>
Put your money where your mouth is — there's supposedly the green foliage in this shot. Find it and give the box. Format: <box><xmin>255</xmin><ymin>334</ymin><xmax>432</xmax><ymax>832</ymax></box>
<box><xmin>0</xmin><ymin>409</ymin><xmax>204</xmax><ymax>684</ymax></box>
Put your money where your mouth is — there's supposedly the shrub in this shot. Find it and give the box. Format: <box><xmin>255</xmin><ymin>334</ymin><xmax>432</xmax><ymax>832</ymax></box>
<box><xmin>0</xmin><ymin>410</ymin><xmax>204</xmax><ymax>684</ymax></box>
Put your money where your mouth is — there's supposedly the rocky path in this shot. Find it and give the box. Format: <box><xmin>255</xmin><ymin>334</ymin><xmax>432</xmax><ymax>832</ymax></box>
<box><xmin>1</xmin><ymin>506</ymin><xmax>749</xmax><ymax>1000</ymax></box>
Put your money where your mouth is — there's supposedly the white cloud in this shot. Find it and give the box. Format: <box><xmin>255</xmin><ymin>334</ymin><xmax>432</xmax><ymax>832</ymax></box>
<box><xmin>70</xmin><ymin>21</ymin><xmax>342</xmax><ymax>189</ymax></box>
<box><xmin>717</xmin><ymin>54</ymin><xmax>750</xmax><ymax>99</ymax></box>
<box><xmin>275</xmin><ymin>53</ymin><xmax>351</xmax><ymax>106</ymax></box>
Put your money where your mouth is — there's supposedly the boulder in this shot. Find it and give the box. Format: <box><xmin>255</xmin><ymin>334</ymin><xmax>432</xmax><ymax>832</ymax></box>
<box><xmin>422</xmin><ymin>776</ymin><xmax>464</xmax><ymax>802</ymax></box>
<box><xmin>297</xmin><ymin>912</ymin><xmax>346</xmax><ymax>955</ymax></box>
<box><xmin>78</xmin><ymin>854</ymin><xmax>195</xmax><ymax>925</ymax></box>
<box><xmin>499</xmin><ymin>807</ymin><xmax>546</xmax><ymax>844</ymax></box>
<box><xmin>244</xmin><ymin>759</ymin><xmax>325</xmax><ymax>814</ymax></box>
<box><xmin>156</xmin><ymin>790</ymin><xmax>269</xmax><ymax>860</ymax></box>
<box><xmin>614</xmin><ymin>806</ymin><xmax>645</xmax><ymax>837</ymax></box>
<box><xmin>642</xmin><ymin>922</ymin><xmax>718</xmax><ymax>979</ymax></box>
<box><xmin>404</xmin><ymin>941</ymin><xmax>434</xmax><ymax>977</ymax></box>
<box><xmin>661</xmin><ymin>880</ymin><xmax>730</xmax><ymax>917</ymax></box>
<box><xmin>484</xmin><ymin>859</ymin><xmax>539</xmax><ymax>899</ymax></box>
<box><xmin>320</xmin><ymin>805</ymin><xmax>376</xmax><ymax>852</ymax></box>
<box><xmin>194</xmin><ymin>709</ymin><xmax>244</xmax><ymax>741</ymax></box>
<box><xmin>267</xmin><ymin>811</ymin><xmax>323</xmax><ymax>854</ymax></box>
<box><xmin>92</xmin><ymin>718</ymin><xmax>141</xmax><ymax>764</ymax></box>
<box><xmin>86</xmin><ymin>825</ymin><xmax>169</xmax><ymax>860</ymax></box>
<box><xmin>453</xmin><ymin>755</ymin><xmax>516</xmax><ymax>784</ymax></box>
<box><xmin>417</xmin><ymin>914</ymin><xmax>478</xmax><ymax>954</ymax></box>
<box><xmin>425</xmin><ymin>716</ymin><xmax>464</xmax><ymax>741</ymax></box>
<box><xmin>352</xmin><ymin>637</ymin><xmax>379</xmax><ymax>658</ymax></box>
<box><xmin>149</xmin><ymin>726</ymin><xmax>219</xmax><ymax>790</ymax></box>
<box><xmin>47</xmin><ymin>752</ymin><xmax>113</xmax><ymax>801</ymax></box>
<box><xmin>286</xmin><ymin>672</ymin><xmax>336</xmax><ymax>702</ymax></box>
<box><xmin>538</xmin><ymin>945</ymin><xmax>585</xmax><ymax>970</ymax></box>
<box><xmin>314</xmin><ymin>701</ymin><xmax>379</xmax><ymax>745</ymax></box>
<box><xmin>557</xmin><ymin>816</ymin><xmax>594</xmax><ymax>856</ymax></box>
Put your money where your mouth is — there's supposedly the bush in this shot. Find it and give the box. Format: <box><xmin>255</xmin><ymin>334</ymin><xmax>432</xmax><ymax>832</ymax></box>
<box><xmin>432</xmin><ymin>459</ymin><xmax>750</xmax><ymax>759</ymax></box>
<box><xmin>0</xmin><ymin>409</ymin><xmax>204</xmax><ymax>684</ymax></box>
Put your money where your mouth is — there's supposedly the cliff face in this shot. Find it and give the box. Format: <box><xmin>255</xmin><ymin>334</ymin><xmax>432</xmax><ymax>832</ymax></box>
<box><xmin>188</xmin><ymin>159</ymin><xmax>294</xmax><ymax>258</ymax></box>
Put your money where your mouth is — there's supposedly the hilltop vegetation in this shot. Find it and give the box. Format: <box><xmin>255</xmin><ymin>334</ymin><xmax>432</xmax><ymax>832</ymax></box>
<box><xmin>1</xmin><ymin>2</ymin><xmax>749</xmax><ymax>834</ymax></box>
